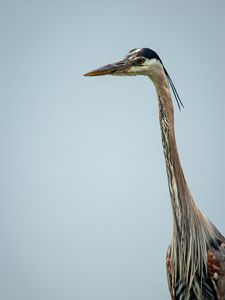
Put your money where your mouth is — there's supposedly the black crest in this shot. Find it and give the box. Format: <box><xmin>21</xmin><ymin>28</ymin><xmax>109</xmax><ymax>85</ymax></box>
<box><xmin>127</xmin><ymin>48</ymin><xmax>162</xmax><ymax>62</ymax></box>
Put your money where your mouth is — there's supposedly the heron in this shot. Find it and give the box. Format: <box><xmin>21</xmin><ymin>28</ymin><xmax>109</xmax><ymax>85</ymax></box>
<box><xmin>84</xmin><ymin>48</ymin><xmax>225</xmax><ymax>299</ymax></box>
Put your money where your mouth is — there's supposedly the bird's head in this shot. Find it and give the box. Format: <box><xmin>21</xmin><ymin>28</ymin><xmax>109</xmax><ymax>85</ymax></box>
<box><xmin>84</xmin><ymin>48</ymin><xmax>184</xmax><ymax>110</ymax></box>
<box><xmin>84</xmin><ymin>48</ymin><xmax>163</xmax><ymax>78</ymax></box>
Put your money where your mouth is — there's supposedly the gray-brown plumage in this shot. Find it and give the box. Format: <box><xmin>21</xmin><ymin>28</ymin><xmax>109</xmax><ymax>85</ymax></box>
<box><xmin>84</xmin><ymin>48</ymin><xmax>225</xmax><ymax>299</ymax></box>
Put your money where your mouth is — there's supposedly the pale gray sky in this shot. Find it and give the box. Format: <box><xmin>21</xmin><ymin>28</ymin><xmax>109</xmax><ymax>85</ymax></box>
<box><xmin>1</xmin><ymin>0</ymin><xmax>225</xmax><ymax>299</ymax></box>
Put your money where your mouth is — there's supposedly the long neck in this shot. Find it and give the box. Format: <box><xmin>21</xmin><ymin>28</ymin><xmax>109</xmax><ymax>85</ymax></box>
<box><xmin>148</xmin><ymin>65</ymin><xmax>219</xmax><ymax>289</ymax></box>
<box><xmin>147</xmin><ymin>65</ymin><xmax>222</xmax><ymax>297</ymax></box>
<box><xmin>149</xmin><ymin>68</ymin><xmax>196</xmax><ymax>233</ymax></box>
<box><xmin>149</xmin><ymin>65</ymin><xmax>214</xmax><ymax>239</ymax></box>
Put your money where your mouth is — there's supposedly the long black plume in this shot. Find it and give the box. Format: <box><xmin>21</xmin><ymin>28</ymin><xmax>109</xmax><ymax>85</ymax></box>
<box><xmin>163</xmin><ymin>67</ymin><xmax>184</xmax><ymax>111</ymax></box>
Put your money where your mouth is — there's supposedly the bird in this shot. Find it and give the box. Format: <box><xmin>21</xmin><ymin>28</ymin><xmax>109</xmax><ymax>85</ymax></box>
<box><xmin>84</xmin><ymin>48</ymin><xmax>225</xmax><ymax>299</ymax></box>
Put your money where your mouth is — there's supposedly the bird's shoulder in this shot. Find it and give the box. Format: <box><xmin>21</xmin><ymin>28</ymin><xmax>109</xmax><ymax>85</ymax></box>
<box><xmin>166</xmin><ymin>245</ymin><xmax>219</xmax><ymax>299</ymax></box>
<box><xmin>208</xmin><ymin>242</ymin><xmax>225</xmax><ymax>300</ymax></box>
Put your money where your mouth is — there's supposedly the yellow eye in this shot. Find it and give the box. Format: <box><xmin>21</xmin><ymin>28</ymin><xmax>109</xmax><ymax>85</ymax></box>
<box><xmin>137</xmin><ymin>58</ymin><xmax>145</xmax><ymax>65</ymax></box>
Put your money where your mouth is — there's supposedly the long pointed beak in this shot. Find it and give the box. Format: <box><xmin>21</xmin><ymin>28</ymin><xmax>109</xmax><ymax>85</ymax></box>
<box><xmin>83</xmin><ymin>60</ymin><xmax>131</xmax><ymax>77</ymax></box>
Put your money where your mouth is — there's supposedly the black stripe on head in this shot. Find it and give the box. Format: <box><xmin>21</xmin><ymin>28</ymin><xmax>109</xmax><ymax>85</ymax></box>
<box><xmin>137</xmin><ymin>48</ymin><xmax>162</xmax><ymax>62</ymax></box>
<box><xmin>126</xmin><ymin>48</ymin><xmax>162</xmax><ymax>63</ymax></box>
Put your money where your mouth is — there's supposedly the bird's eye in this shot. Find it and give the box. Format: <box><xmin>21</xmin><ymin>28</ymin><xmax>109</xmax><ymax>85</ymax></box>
<box><xmin>137</xmin><ymin>58</ymin><xmax>145</xmax><ymax>65</ymax></box>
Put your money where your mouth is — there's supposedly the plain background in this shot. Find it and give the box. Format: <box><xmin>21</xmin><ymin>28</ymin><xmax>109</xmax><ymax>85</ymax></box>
<box><xmin>1</xmin><ymin>0</ymin><xmax>225</xmax><ymax>299</ymax></box>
